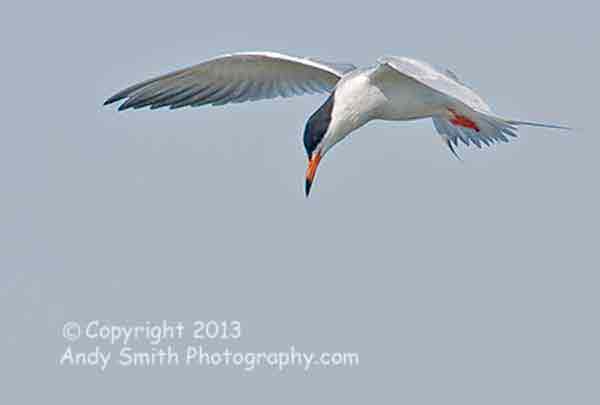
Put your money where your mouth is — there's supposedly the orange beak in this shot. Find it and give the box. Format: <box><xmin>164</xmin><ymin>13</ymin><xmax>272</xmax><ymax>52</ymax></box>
<box><xmin>305</xmin><ymin>152</ymin><xmax>322</xmax><ymax>197</ymax></box>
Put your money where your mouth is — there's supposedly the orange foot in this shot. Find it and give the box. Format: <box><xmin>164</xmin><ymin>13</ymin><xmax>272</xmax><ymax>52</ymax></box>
<box><xmin>448</xmin><ymin>109</ymin><xmax>480</xmax><ymax>132</ymax></box>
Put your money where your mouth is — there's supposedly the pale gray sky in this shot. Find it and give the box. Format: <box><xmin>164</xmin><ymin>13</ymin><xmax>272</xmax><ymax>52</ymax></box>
<box><xmin>1</xmin><ymin>1</ymin><xmax>598</xmax><ymax>403</ymax></box>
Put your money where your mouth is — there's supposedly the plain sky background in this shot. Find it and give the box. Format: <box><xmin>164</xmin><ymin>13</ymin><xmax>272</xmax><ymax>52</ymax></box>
<box><xmin>1</xmin><ymin>1</ymin><xmax>598</xmax><ymax>403</ymax></box>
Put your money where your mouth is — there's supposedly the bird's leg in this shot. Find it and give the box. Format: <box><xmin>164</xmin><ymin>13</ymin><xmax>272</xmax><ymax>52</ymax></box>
<box><xmin>448</xmin><ymin>108</ymin><xmax>480</xmax><ymax>132</ymax></box>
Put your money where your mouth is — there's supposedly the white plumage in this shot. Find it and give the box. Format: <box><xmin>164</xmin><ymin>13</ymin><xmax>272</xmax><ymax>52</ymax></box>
<box><xmin>105</xmin><ymin>51</ymin><xmax>569</xmax><ymax>195</ymax></box>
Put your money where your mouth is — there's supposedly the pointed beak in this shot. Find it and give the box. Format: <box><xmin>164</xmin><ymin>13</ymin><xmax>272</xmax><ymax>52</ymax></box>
<box><xmin>305</xmin><ymin>152</ymin><xmax>322</xmax><ymax>197</ymax></box>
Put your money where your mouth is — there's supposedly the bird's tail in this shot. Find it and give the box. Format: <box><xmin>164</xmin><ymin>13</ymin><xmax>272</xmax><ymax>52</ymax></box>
<box><xmin>504</xmin><ymin>119</ymin><xmax>571</xmax><ymax>130</ymax></box>
<box><xmin>433</xmin><ymin>110</ymin><xmax>571</xmax><ymax>159</ymax></box>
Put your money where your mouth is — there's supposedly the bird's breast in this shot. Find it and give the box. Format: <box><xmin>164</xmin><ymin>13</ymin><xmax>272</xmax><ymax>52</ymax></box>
<box><xmin>332</xmin><ymin>73</ymin><xmax>382</xmax><ymax>124</ymax></box>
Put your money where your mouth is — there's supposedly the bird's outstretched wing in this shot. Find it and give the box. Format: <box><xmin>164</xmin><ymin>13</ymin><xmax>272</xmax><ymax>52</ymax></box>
<box><xmin>375</xmin><ymin>56</ymin><xmax>569</xmax><ymax>157</ymax></box>
<box><xmin>376</xmin><ymin>56</ymin><xmax>492</xmax><ymax>113</ymax></box>
<box><xmin>104</xmin><ymin>52</ymin><xmax>356</xmax><ymax>111</ymax></box>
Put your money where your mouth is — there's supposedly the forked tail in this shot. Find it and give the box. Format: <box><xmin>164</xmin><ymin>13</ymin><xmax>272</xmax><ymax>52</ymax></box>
<box><xmin>432</xmin><ymin>110</ymin><xmax>571</xmax><ymax>159</ymax></box>
<box><xmin>505</xmin><ymin>119</ymin><xmax>571</xmax><ymax>130</ymax></box>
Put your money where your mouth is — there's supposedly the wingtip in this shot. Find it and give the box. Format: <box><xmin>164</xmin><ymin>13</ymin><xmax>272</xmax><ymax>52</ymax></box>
<box><xmin>103</xmin><ymin>96</ymin><xmax>120</xmax><ymax>107</ymax></box>
<box><xmin>103</xmin><ymin>91</ymin><xmax>130</xmax><ymax>107</ymax></box>
<box><xmin>117</xmin><ymin>103</ymin><xmax>130</xmax><ymax>111</ymax></box>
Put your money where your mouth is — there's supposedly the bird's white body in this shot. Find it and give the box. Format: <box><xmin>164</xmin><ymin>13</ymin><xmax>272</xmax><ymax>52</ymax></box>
<box><xmin>327</xmin><ymin>67</ymin><xmax>438</xmax><ymax>135</ymax></box>
<box><xmin>321</xmin><ymin>70</ymin><xmax>377</xmax><ymax>149</ymax></box>
<box><xmin>319</xmin><ymin>65</ymin><xmax>449</xmax><ymax>153</ymax></box>
<box><xmin>105</xmin><ymin>51</ymin><xmax>569</xmax><ymax>195</ymax></box>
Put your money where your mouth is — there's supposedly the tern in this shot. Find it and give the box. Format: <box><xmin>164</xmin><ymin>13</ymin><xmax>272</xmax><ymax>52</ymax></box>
<box><xmin>104</xmin><ymin>51</ymin><xmax>569</xmax><ymax>196</ymax></box>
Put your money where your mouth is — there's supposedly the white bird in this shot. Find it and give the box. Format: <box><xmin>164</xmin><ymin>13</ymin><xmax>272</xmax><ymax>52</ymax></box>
<box><xmin>104</xmin><ymin>51</ymin><xmax>569</xmax><ymax>196</ymax></box>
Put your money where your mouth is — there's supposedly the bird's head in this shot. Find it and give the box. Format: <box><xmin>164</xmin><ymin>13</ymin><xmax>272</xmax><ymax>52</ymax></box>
<box><xmin>303</xmin><ymin>93</ymin><xmax>337</xmax><ymax>197</ymax></box>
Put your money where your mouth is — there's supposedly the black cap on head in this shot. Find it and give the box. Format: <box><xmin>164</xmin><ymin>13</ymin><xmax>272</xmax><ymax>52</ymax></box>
<box><xmin>303</xmin><ymin>93</ymin><xmax>335</xmax><ymax>158</ymax></box>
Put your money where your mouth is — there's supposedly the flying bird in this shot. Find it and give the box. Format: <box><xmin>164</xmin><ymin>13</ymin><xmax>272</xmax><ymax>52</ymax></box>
<box><xmin>104</xmin><ymin>51</ymin><xmax>569</xmax><ymax>196</ymax></box>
